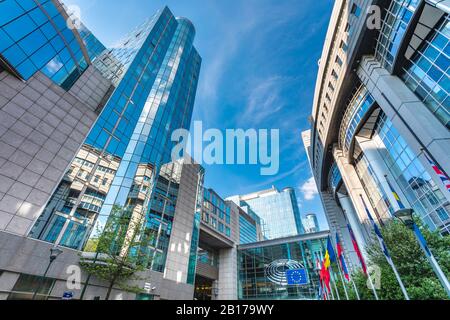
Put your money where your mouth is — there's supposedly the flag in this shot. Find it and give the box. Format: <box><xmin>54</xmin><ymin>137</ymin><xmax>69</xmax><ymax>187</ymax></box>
<box><xmin>286</xmin><ymin>269</ymin><xmax>308</xmax><ymax>285</ymax></box>
<box><xmin>424</xmin><ymin>153</ymin><xmax>450</xmax><ymax>193</ymax></box>
<box><xmin>318</xmin><ymin>279</ymin><xmax>324</xmax><ymax>300</ymax></box>
<box><xmin>347</xmin><ymin>224</ymin><xmax>367</xmax><ymax>275</ymax></box>
<box><xmin>320</xmin><ymin>261</ymin><xmax>331</xmax><ymax>293</ymax></box>
<box><xmin>316</xmin><ymin>257</ymin><xmax>321</xmax><ymax>271</ymax></box>
<box><xmin>361</xmin><ymin>196</ymin><xmax>394</xmax><ymax>266</ymax></box>
<box><xmin>324</xmin><ymin>237</ymin><xmax>336</xmax><ymax>269</ymax></box>
<box><xmin>336</xmin><ymin>233</ymin><xmax>350</xmax><ymax>281</ymax></box>
<box><xmin>385</xmin><ymin>177</ymin><xmax>406</xmax><ymax>209</ymax></box>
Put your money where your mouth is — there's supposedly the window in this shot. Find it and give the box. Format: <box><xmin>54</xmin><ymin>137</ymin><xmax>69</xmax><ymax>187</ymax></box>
<box><xmin>340</xmin><ymin>40</ymin><xmax>348</xmax><ymax>52</ymax></box>
<box><xmin>350</xmin><ymin>3</ymin><xmax>361</xmax><ymax>17</ymax></box>
<box><xmin>336</xmin><ymin>55</ymin><xmax>343</xmax><ymax>67</ymax></box>
<box><xmin>328</xmin><ymin>82</ymin><xmax>335</xmax><ymax>92</ymax></box>
<box><xmin>8</xmin><ymin>274</ymin><xmax>55</xmax><ymax>300</ymax></box>
<box><xmin>331</xmin><ymin>69</ymin><xmax>338</xmax><ymax>80</ymax></box>
<box><xmin>345</xmin><ymin>22</ymin><xmax>351</xmax><ymax>33</ymax></box>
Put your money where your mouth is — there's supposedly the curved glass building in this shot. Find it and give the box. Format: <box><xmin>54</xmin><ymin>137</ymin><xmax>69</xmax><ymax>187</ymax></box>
<box><xmin>302</xmin><ymin>0</ymin><xmax>450</xmax><ymax>271</ymax></box>
<box><xmin>29</xmin><ymin>6</ymin><xmax>202</xmax><ymax>267</ymax></box>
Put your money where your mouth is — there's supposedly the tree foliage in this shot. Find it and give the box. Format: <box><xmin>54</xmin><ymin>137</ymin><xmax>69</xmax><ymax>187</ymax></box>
<box><xmin>335</xmin><ymin>220</ymin><xmax>449</xmax><ymax>300</ymax></box>
<box><xmin>79</xmin><ymin>204</ymin><xmax>150</xmax><ymax>300</ymax></box>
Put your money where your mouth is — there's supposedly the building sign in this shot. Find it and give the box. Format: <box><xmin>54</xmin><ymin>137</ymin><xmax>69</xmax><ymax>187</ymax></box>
<box><xmin>62</xmin><ymin>292</ymin><xmax>73</xmax><ymax>300</ymax></box>
<box><xmin>265</xmin><ymin>259</ymin><xmax>308</xmax><ymax>286</ymax></box>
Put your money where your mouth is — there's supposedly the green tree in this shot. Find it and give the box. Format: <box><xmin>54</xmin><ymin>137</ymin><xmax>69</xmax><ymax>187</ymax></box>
<box><xmin>79</xmin><ymin>204</ymin><xmax>151</xmax><ymax>300</ymax></box>
<box><xmin>342</xmin><ymin>220</ymin><xmax>449</xmax><ymax>300</ymax></box>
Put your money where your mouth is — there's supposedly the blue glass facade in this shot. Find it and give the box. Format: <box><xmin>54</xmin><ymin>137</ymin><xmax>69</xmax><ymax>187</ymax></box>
<box><xmin>238</xmin><ymin>235</ymin><xmax>327</xmax><ymax>300</ymax></box>
<box><xmin>29</xmin><ymin>6</ymin><xmax>202</xmax><ymax>266</ymax></box>
<box><xmin>239</xmin><ymin>214</ymin><xmax>258</xmax><ymax>244</ymax></box>
<box><xmin>328</xmin><ymin>162</ymin><xmax>342</xmax><ymax>194</ymax></box>
<box><xmin>0</xmin><ymin>0</ymin><xmax>90</xmax><ymax>90</ymax></box>
<box><xmin>376</xmin><ymin>0</ymin><xmax>421</xmax><ymax>71</ymax></box>
<box><xmin>372</xmin><ymin>113</ymin><xmax>450</xmax><ymax>234</ymax></box>
<box><xmin>402</xmin><ymin>14</ymin><xmax>450</xmax><ymax>128</ymax></box>
<box><xmin>77</xmin><ymin>22</ymin><xmax>106</xmax><ymax>62</ymax></box>
<box><xmin>242</xmin><ymin>188</ymin><xmax>303</xmax><ymax>240</ymax></box>
<box><xmin>202</xmin><ymin>189</ymin><xmax>232</xmax><ymax>238</ymax></box>
<box><xmin>187</xmin><ymin>211</ymin><xmax>201</xmax><ymax>284</ymax></box>
<box><xmin>339</xmin><ymin>85</ymin><xmax>375</xmax><ymax>153</ymax></box>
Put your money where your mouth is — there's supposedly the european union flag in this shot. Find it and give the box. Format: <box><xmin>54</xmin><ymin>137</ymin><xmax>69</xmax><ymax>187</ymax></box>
<box><xmin>286</xmin><ymin>269</ymin><xmax>308</xmax><ymax>285</ymax></box>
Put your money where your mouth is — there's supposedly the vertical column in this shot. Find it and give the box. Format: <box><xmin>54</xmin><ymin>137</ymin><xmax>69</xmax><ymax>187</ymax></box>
<box><xmin>333</xmin><ymin>147</ymin><xmax>376</xmax><ymax>249</ymax></box>
<box><xmin>218</xmin><ymin>246</ymin><xmax>238</xmax><ymax>300</ymax></box>
<box><xmin>355</xmin><ymin>136</ymin><xmax>408</xmax><ymax>215</ymax></box>
<box><xmin>163</xmin><ymin>163</ymin><xmax>199</xmax><ymax>285</ymax></box>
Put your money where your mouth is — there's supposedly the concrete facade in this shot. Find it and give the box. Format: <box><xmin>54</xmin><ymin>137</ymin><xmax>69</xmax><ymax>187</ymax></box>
<box><xmin>0</xmin><ymin>67</ymin><xmax>112</xmax><ymax>236</ymax></box>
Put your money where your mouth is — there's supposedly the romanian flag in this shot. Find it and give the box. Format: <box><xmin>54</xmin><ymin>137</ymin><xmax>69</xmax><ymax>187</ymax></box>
<box><xmin>336</xmin><ymin>233</ymin><xmax>350</xmax><ymax>281</ymax></box>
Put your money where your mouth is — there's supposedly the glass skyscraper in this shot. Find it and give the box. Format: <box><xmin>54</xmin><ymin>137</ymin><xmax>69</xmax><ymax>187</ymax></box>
<box><xmin>230</xmin><ymin>187</ymin><xmax>304</xmax><ymax>240</ymax></box>
<box><xmin>29</xmin><ymin>5</ymin><xmax>202</xmax><ymax>263</ymax></box>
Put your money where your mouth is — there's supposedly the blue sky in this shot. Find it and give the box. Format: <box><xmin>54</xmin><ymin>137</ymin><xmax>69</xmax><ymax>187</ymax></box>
<box><xmin>64</xmin><ymin>0</ymin><xmax>334</xmax><ymax>230</ymax></box>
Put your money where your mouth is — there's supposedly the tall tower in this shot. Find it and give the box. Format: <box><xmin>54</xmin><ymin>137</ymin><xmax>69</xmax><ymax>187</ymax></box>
<box><xmin>29</xmin><ymin>7</ymin><xmax>202</xmax><ymax>257</ymax></box>
<box><xmin>229</xmin><ymin>187</ymin><xmax>304</xmax><ymax>240</ymax></box>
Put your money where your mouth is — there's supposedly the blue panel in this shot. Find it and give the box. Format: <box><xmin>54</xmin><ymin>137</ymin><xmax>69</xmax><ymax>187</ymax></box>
<box><xmin>286</xmin><ymin>269</ymin><xmax>309</xmax><ymax>286</ymax></box>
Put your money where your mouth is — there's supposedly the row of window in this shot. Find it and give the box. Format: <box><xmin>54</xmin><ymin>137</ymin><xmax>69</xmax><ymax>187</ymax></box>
<box><xmin>317</xmin><ymin>2</ymin><xmax>360</xmax><ymax>138</ymax></box>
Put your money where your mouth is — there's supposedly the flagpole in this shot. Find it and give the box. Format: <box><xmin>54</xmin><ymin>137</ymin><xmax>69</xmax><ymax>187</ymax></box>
<box><xmin>367</xmin><ymin>268</ymin><xmax>379</xmax><ymax>300</ymax></box>
<box><xmin>329</xmin><ymin>266</ymin><xmax>341</xmax><ymax>300</ymax></box>
<box><xmin>336</xmin><ymin>261</ymin><xmax>349</xmax><ymax>300</ymax></box>
<box><xmin>350</xmin><ymin>277</ymin><xmax>360</xmax><ymax>300</ymax></box>
<box><xmin>334</xmin><ymin>233</ymin><xmax>349</xmax><ymax>300</ymax></box>
<box><xmin>385</xmin><ymin>175</ymin><xmax>450</xmax><ymax>298</ymax></box>
<box><xmin>321</xmin><ymin>251</ymin><xmax>335</xmax><ymax>301</ymax></box>
<box><xmin>360</xmin><ymin>195</ymin><xmax>410</xmax><ymax>300</ymax></box>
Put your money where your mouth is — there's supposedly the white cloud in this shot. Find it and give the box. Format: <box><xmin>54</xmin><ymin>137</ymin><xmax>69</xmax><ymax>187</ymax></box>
<box><xmin>300</xmin><ymin>177</ymin><xmax>318</xmax><ymax>201</ymax></box>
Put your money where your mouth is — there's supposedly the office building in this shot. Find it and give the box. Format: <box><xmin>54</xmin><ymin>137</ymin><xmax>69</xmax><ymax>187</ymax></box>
<box><xmin>302</xmin><ymin>0</ymin><xmax>450</xmax><ymax>270</ymax></box>
<box><xmin>194</xmin><ymin>189</ymin><xmax>240</xmax><ymax>300</ymax></box>
<box><xmin>0</xmin><ymin>2</ymin><xmax>203</xmax><ymax>300</ymax></box>
<box><xmin>229</xmin><ymin>187</ymin><xmax>304</xmax><ymax>240</ymax></box>
<box><xmin>303</xmin><ymin>214</ymin><xmax>320</xmax><ymax>234</ymax></box>
<box><xmin>237</xmin><ymin>204</ymin><xmax>264</xmax><ymax>244</ymax></box>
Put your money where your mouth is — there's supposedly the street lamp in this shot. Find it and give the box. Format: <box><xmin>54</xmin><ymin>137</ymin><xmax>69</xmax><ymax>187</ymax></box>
<box><xmin>32</xmin><ymin>247</ymin><xmax>63</xmax><ymax>300</ymax></box>
<box><xmin>212</xmin><ymin>287</ymin><xmax>219</xmax><ymax>298</ymax></box>
<box><xmin>212</xmin><ymin>281</ymin><xmax>219</xmax><ymax>299</ymax></box>
<box><xmin>394</xmin><ymin>209</ymin><xmax>450</xmax><ymax>298</ymax></box>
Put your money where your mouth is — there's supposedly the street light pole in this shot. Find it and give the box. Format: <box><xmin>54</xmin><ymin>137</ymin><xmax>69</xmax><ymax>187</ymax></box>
<box><xmin>32</xmin><ymin>247</ymin><xmax>63</xmax><ymax>300</ymax></box>
<box><xmin>394</xmin><ymin>209</ymin><xmax>450</xmax><ymax>298</ymax></box>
